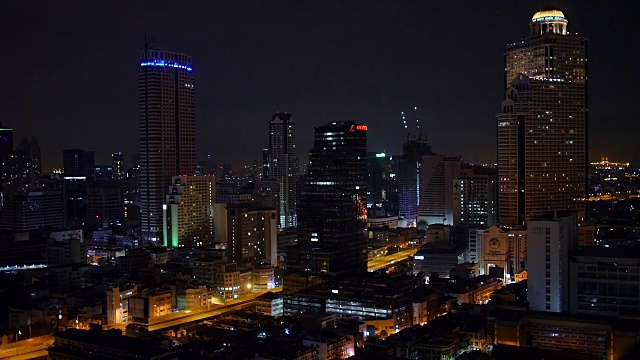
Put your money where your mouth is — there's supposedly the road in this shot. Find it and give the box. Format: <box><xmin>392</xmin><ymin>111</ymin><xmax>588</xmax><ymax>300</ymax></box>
<box><xmin>0</xmin><ymin>335</ymin><xmax>52</xmax><ymax>360</ymax></box>
<box><xmin>108</xmin><ymin>287</ymin><xmax>282</xmax><ymax>332</ymax></box>
<box><xmin>0</xmin><ymin>288</ymin><xmax>282</xmax><ymax>359</ymax></box>
<box><xmin>368</xmin><ymin>248</ymin><xmax>418</xmax><ymax>271</ymax></box>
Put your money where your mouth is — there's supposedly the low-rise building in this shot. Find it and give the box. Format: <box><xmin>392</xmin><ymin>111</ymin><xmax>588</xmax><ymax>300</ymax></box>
<box><xmin>252</xmin><ymin>265</ymin><xmax>276</xmax><ymax>291</ymax></box>
<box><xmin>48</xmin><ymin>329</ymin><xmax>176</xmax><ymax>359</ymax></box>
<box><xmin>173</xmin><ymin>285</ymin><xmax>215</xmax><ymax>311</ymax></box>
<box><xmin>129</xmin><ymin>288</ymin><xmax>172</xmax><ymax>323</ymax></box>
<box><xmin>255</xmin><ymin>292</ymin><xmax>283</xmax><ymax>318</ymax></box>
<box><xmin>106</xmin><ymin>285</ymin><xmax>137</xmax><ymax>324</ymax></box>
<box><xmin>570</xmin><ymin>246</ymin><xmax>640</xmax><ymax>316</ymax></box>
<box><xmin>413</xmin><ymin>241</ymin><xmax>467</xmax><ymax>278</ymax></box>
<box><xmin>302</xmin><ymin>331</ymin><xmax>354</xmax><ymax>360</ymax></box>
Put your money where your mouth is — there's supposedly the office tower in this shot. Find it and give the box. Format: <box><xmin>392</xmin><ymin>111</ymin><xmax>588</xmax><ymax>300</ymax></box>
<box><xmin>2</xmin><ymin>136</ymin><xmax>43</xmax><ymax>189</ymax></box>
<box><xmin>62</xmin><ymin>149</ymin><xmax>94</xmax><ymax>227</ymax></box>
<box><xmin>213</xmin><ymin>204</ymin><xmax>277</xmax><ymax>266</ymax></box>
<box><xmin>418</xmin><ymin>154</ymin><xmax>461</xmax><ymax>226</ymax></box>
<box><xmin>367</xmin><ymin>152</ymin><xmax>391</xmax><ymax>213</ymax></box>
<box><xmin>163</xmin><ymin>175</ymin><xmax>214</xmax><ymax>248</ymax></box>
<box><xmin>112</xmin><ymin>152</ymin><xmax>124</xmax><ymax>179</ymax></box>
<box><xmin>139</xmin><ymin>50</ymin><xmax>195</xmax><ymax>241</ymax></box>
<box><xmin>16</xmin><ymin>137</ymin><xmax>41</xmax><ymax>187</ymax></box>
<box><xmin>397</xmin><ymin>134</ymin><xmax>432</xmax><ymax>227</ymax></box>
<box><xmin>197</xmin><ymin>155</ymin><xmax>215</xmax><ymax>176</ymax></box>
<box><xmin>527</xmin><ymin>211</ymin><xmax>577</xmax><ymax>313</ymax></box>
<box><xmin>63</xmin><ymin>149</ymin><xmax>95</xmax><ymax>179</ymax></box>
<box><xmin>87</xmin><ymin>184</ymin><xmax>123</xmax><ymax>229</ymax></box>
<box><xmin>454</xmin><ymin>165</ymin><xmax>498</xmax><ymax>228</ymax></box>
<box><xmin>290</xmin><ymin>121</ymin><xmax>368</xmax><ymax>275</ymax></box>
<box><xmin>0</xmin><ymin>190</ymin><xmax>64</xmax><ymax>231</ymax></box>
<box><xmin>498</xmin><ymin>8</ymin><xmax>588</xmax><ymax>226</ymax></box>
<box><xmin>268</xmin><ymin>112</ymin><xmax>296</xmax><ymax>228</ymax></box>
<box><xmin>215</xmin><ymin>182</ymin><xmax>252</xmax><ymax>204</ymax></box>
<box><xmin>92</xmin><ymin>166</ymin><xmax>114</xmax><ymax>184</ymax></box>
<box><xmin>252</xmin><ymin>179</ymin><xmax>278</xmax><ymax>210</ymax></box>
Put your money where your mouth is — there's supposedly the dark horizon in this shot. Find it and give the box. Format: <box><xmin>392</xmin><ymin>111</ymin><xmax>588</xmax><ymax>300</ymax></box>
<box><xmin>1</xmin><ymin>1</ymin><xmax>638</xmax><ymax>169</ymax></box>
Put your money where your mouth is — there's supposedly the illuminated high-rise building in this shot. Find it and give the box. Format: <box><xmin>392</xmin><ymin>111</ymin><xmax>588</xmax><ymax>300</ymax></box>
<box><xmin>268</xmin><ymin>112</ymin><xmax>296</xmax><ymax>228</ymax></box>
<box><xmin>497</xmin><ymin>8</ymin><xmax>588</xmax><ymax>225</ymax></box>
<box><xmin>288</xmin><ymin>121</ymin><xmax>368</xmax><ymax>275</ymax></box>
<box><xmin>397</xmin><ymin>134</ymin><xmax>432</xmax><ymax>227</ymax></box>
<box><xmin>139</xmin><ymin>50</ymin><xmax>195</xmax><ymax>241</ymax></box>
<box><xmin>418</xmin><ymin>154</ymin><xmax>461</xmax><ymax>226</ymax></box>
<box><xmin>163</xmin><ymin>175</ymin><xmax>214</xmax><ymax>248</ymax></box>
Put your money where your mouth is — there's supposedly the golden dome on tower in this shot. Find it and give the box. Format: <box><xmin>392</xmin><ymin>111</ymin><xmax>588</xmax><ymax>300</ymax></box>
<box><xmin>531</xmin><ymin>9</ymin><xmax>566</xmax><ymax>22</ymax></box>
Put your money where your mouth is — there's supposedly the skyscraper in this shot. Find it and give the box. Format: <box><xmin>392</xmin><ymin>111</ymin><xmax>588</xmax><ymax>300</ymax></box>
<box><xmin>397</xmin><ymin>134</ymin><xmax>432</xmax><ymax>227</ymax></box>
<box><xmin>268</xmin><ymin>112</ymin><xmax>296</xmax><ymax>228</ymax></box>
<box><xmin>139</xmin><ymin>50</ymin><xmax>195</xmax><ymax>241</ymax></box>
<box><xmin>289</xmin><ymin>121</ymin><xmax>368</xmax><ymax>275</ymax></box>
<box><xmin>17</xmin><ymin>137</ymin><xmax>41</xmax><ymax>187</ymax></box>
<box><xmin>497</xmin><ymin>8</ymin><xmax>588</xmax><ymax>225</ymax></box>
<box><xmin>112</xmin><ymin>152</ymin><xmax>125</xmax><ymax>180</ymax></box>
<box><xmin>418</xmin><ymin>154</ymin><xmax>461</xmax><ymax>226</ymax></box>
<box><xmin>366</xmin><ymin>151</ymin><xmax>391</xmax><ymax>213</ymax></box>
<box><xmin>63</xmin><ymin>149</ymin><xmax>95</xmax><ymax>179</ymax></box>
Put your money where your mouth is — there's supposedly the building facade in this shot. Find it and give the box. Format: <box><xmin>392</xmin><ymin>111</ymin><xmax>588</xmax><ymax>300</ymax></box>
<box><xmin>476</xmin><ymin>226</ymin><xmax>527</xmax><ymax>281</ymax></box>
<box><xmin>163</xmin><ymin>175</ymin><xmax>214</xmax><ymax>248</ymax></box>
<box><xmin>527</xmin><ymin>211</ymin><xmax>577</xmax><ymax>312</ymax></box>
<box><xmin>397</xmin><ymin>134</ymin><xmax>433</xmax><ymax>227</ymax></box>
<box><xmin>87</xmin><ymin>184</ymin><xmax>123</xmax><ymax>229</ymax></box>
<box><xmin>497</xmin><ymin>9</ymin><xmax>588</xmax><ymax>225</ymax></box>
<box><xmin>418</xmin><ymin>154</ymin><xmax>461</xmax><ymax>226</ymax></box>
<box><xmin>63</xmin><ymin>149</ymin><xmax>95</xmax><ymax>179</ymax></box>
<box><xmin>225</xmin><ymin>205</ymin><xmax>277</xmax><ymax>266</ymax></box>
<box><xmin>268</xmin><ymin>112</ymin><xmax>297</xmax><ymax>228</ymax></box>
<box><xmin>570</xmin><ymin>247</ymin><xmax>640</xmax><ymax>316</ymax></box>
<box><xmin>0</xmin><ymin>190</ymin><xmax>64</xmax><ymax>231</ymax></box>
<box><xmin>139</xmin><ymin>49</ymin><xmax>195</xmax><ymax>241</ymax></box>
<box><xmin>454</xmin><ymin>165</ymin><xmax>497</xmax><ymax>228</ymax></box>
<box><xmin>290</xmin><ymin>121</ymin><xmax>368</xmax><ymax>275</ymax></box>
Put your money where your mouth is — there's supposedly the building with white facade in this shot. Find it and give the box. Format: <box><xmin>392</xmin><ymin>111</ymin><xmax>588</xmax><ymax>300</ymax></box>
<box><xmin>527</xmin><ymin>211</ymin><xmax>577</xmax><ymax>312</ymax></box>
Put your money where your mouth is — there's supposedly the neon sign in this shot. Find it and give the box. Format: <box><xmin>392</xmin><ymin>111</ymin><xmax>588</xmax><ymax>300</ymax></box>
<box><xmin>349</xmin><ymin>124</ymin><xmax>368</xmax><ymax>132</ymax></box>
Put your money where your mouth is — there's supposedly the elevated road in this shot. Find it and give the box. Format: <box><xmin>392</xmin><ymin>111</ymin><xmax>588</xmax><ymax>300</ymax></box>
<box><xmin>368</xmin><ymin>248</ymin><xmax>418</xmax><ymax>272</ymax></box>
<box><xmin>1</xmin><ymin>288</ymin><xmax>282</xmax><ymax>359</ymax></box>
<box><xmin>0</xmin><ymin>335</ymin><xmax>52</xmax><ymax>359</ymax></box>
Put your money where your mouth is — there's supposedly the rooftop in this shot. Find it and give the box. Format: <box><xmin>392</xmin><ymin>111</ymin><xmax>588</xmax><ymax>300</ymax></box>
<box><xmin>532</xmin><ymin>9</ymin><xmax>566</xmax><ymax>23</ymax></box>
<box><xmin>577</xmin><ymin>246</ymin><xmax>640</xmax><ymax>259</ymax></box>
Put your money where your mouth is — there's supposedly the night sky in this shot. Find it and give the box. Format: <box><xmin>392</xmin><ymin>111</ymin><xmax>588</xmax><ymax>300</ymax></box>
<box><xmin>1</xmin><ymin>1</ymin><xmax>637</xmax><ymax>169</ymax></box>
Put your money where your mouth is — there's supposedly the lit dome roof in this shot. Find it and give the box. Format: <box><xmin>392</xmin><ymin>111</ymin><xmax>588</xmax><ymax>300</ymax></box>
<box><xmin>531</xmin><ymin>9</ymin><xmax>566</xmax><ymax>22</ymax></box>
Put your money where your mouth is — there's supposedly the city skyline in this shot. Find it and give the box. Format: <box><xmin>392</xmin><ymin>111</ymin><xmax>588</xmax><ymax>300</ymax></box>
<box><xmin>2</xmin><ymin>1</ymin><xmax>638</xmax><ymax>169</ymax></box>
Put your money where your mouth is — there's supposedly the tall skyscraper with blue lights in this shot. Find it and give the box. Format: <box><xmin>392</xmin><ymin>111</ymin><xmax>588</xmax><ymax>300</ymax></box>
<box><xmin>139</xmin><ymin>50</ymin><xmax>195</xmax><ymax>242</ymax></box>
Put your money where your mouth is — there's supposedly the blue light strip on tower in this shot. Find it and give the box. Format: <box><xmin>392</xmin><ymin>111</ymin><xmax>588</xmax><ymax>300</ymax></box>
<box><xmin>140</xmin><ymin>61</ymin><xmax>193</xmax><ymax>72</ymax></box>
